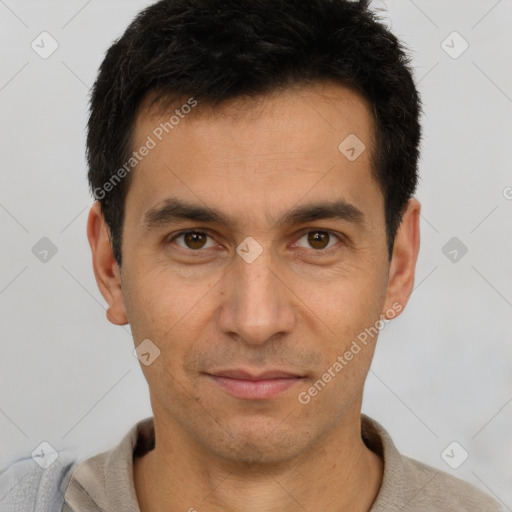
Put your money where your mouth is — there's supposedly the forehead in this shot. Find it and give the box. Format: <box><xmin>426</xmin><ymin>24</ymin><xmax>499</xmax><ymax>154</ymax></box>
<box><xmin>124</xmin><ymin>81</ymin><xmax>382</xmax><ymax>233</ymax></box>
<box><xmin>133</xmin><ymin>80</ymin><xmax>376</xmax><ymax>159</ymax></box>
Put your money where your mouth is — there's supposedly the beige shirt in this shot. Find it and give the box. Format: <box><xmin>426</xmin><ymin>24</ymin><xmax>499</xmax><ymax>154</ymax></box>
<box><xmin>61</xmin><ymin>415</ymin><xmax>501</xmax><ymax>511</ymax></box>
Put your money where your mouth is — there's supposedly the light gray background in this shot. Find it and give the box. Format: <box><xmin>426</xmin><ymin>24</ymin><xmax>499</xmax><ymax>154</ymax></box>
<box><xmin>1</xmin><ymin>0</ymin><xmax>511</xmax><ymax>508</ymax></box>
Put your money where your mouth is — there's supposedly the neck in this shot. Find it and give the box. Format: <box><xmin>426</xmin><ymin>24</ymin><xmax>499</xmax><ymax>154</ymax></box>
<box><xmin>134</xmin><ymin>403</ymin><xmax>383</xmax><ymax>512</ymax></box>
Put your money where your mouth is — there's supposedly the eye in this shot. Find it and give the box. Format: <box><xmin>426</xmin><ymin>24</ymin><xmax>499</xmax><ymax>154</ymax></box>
<box><xmin>294</xmin><ymin>230</ymin><xmax>342</xmax><ymax>253</ymax></box>
<box><xmin>169</xmin><ymin>230</ymin><xmax>217</xmax><ymax>251</ymax></box>
<box><xmin>167</xmin><ymin>229</ymin><xmax>343</xmax><ymax>254</ymax></box>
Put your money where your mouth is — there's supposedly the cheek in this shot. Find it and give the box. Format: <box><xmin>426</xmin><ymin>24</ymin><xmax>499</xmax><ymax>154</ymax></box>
<box><xmin>126</xmin><ymin>271</ymin><xmax>215</xmax><ymax>381</ymax></box>
<box><xmin>301</xmin><ymin>268</ymin><xmax>384</xmax><ymax>335</ymax></box>
<box><xmin>125</xmin><ymin>264</ymin><xmax>194</xmax><ymax>331</ymax></box>
<box><xmin>300</xmin><ymin>290</ymin><xmax>385</xmax><ymax>401</ymax></box>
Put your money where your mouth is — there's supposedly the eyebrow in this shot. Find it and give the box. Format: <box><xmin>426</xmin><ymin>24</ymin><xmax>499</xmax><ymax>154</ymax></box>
<box><xmin>142</xmin><ymin>197</ymin><xmax>366</xmax><ymax>232</ymax></box>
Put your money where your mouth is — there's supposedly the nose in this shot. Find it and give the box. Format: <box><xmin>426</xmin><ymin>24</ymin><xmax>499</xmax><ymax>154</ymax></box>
<box><xmin>217</xmin><ymin>242</ymin><xmax>297</xmax><ymax>346</ymax></box>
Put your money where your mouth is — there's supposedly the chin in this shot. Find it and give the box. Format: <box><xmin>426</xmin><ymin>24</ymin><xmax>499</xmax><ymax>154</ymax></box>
<box><xmin>204</xmin><ymin>422</ymin><xmax>313</xmax><ymax>467</ymax></box>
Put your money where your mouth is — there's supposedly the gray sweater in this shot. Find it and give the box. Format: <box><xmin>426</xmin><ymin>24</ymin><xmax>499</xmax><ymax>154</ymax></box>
<box><xmin>0</xmin><ymin>415</ymin><xmax>502</xmax><ymax>511</ymax></box>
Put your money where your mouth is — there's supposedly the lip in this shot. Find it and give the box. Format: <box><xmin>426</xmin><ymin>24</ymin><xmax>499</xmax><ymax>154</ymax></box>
<box><xmin>205</xmin><ymin>369</ymin><xmax>305</xmax><ymax>400</ymax></box>
<box><xmin>209</xmin><ymin>369</ymin><xmax>304</xmax><ymax>380</ymax></box>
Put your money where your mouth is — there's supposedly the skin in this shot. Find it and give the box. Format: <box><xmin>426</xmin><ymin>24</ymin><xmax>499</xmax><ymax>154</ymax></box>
<box><xmin>87</xmin><ymin>80</ymin><xmax>420</xmax><ymax>512</ymax></box>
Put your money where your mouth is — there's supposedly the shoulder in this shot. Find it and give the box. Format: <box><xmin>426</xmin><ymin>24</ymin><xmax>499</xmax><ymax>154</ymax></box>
<box><xmin>398</xmin><ymin>454</ymin><xmax>502</xmax><ymax>511</ymax></box>
<box><xmin>0</xmin><ymin>451</ymin><xmax>78</xmax><ymax>511</ymax></box>
<box><xmin>361</xmin><ymin>415</ymin><xmax>502</xmax><ymax>512</ymax></box>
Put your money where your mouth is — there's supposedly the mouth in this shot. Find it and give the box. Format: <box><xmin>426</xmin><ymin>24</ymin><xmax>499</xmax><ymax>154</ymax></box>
<box><xmin>204</xmin><ymin>369</ymin><xmax>306</xmax><ymax>400</ymax></box>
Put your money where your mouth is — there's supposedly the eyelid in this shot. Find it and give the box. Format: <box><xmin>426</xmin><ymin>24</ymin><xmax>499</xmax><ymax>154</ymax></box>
<box><xmin>166</xmin><ymin>227</ymin><xmax>345</xmax><ymax>256</ymax></box>
<box><xmin>292</xmin><ymin>228</ymin><xmax>343</xmax><ymax>254</ymax></box>
<box><xmin>167</xmin><ymin>228</ymin><xmax>344</xmax><ymax>253</ymax></box>
<box><xmin>167</xmin><ymin>229</ymin><xmax>220</xmax><ymax>250</ymax></box>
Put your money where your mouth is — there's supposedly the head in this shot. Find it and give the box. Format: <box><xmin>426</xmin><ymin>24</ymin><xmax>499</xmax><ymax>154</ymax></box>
<box><xmin>87</xmin><ymin>0</ymin><xmax>422</xmax><ymax>464</ymax></box>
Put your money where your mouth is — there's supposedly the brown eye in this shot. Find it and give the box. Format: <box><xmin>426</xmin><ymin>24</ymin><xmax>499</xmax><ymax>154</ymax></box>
<box><xmin>184</xmin><ymin>232</ymin><xmax>207</xmax><ymax>249</ymax></box>
<box><xmin>308</xmin><ymin>231</ymin><xmax>329</xmax><ymax>249</ymax></box>
<box><xmin>172</xmin><ymin>231</ymin><xmax>215</xmax><ymax>250</ymax></box>
<box><xmin>295</xmin><ymin>230</ymin><xmax>341</xmax><ymax>252</ymax></box>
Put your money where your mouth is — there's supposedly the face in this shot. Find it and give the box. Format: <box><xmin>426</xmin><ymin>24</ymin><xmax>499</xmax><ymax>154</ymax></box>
<box><xmin>89</xmin><ymin>81</ymin><xmax>420</xmax><ymax>464</ymax></box>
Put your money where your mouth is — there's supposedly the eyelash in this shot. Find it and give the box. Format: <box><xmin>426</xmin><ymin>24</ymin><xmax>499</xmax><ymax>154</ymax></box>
<box><xmin>167</xmin><ymin>229</ymin><xmax>344</xmax><ymax>256</ymax></box>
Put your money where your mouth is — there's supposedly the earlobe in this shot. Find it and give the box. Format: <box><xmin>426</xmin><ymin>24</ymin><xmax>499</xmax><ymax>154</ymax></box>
<box><xmin>87</xmin><ymin>202</ymin><xmax>129</xmax><ymax>326</ymax></box>
<box><xmin>381</xmin><ymin>198</ymin><xmax>421</xmax><ymax>319</ymax></box>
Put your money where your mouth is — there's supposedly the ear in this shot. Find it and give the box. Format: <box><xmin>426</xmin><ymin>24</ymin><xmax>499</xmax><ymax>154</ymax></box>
<box><xmin>381</xmin><ymin>198</ymin><xmax>421</xmax><ymax>319</ymax></box>
<box><xmin>86</xmin><ymin>201</ymin><xmax>128</xmax><ymax>325</ymax></box>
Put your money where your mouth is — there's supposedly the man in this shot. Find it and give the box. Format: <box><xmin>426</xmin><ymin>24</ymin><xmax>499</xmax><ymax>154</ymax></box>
<box><xmin>0</xmin><ymin>0</ymin><xmax>501</xmax><ymax>510</ymax></box>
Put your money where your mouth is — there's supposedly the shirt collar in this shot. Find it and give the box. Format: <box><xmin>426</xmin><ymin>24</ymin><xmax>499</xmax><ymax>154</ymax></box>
<box><xmin>64</xmin><ymin>414</ymin><xmax>405</xmax><ymax>511</ymax></box>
